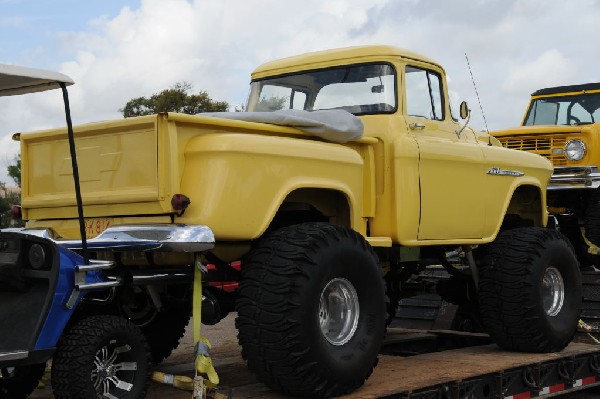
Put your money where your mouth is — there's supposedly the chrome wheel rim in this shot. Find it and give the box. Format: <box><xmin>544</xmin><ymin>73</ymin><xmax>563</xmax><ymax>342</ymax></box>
<box><xmin>541</xmin><ymin>266</ymin><xmax>565</xmax><ymax>317</ymax></box>
<box><xmin>91</xmin><ymin>340</ymin><xmax>138</xmax><ymax>399</ymax></box>
<box><xmin>318</xmin><ymin>277</ymin><xmax>359</xmax><ymax>346</ymax></box>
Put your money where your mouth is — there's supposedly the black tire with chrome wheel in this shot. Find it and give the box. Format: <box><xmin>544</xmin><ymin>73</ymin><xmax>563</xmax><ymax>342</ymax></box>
<box><xmin>236</xmin><ymin>222</ymin><xmax>386</xmax><ymax>397</ymax></box>
<box><xmin>478</xmin><ymin>227</ymin><xmax>581</xmax><ymax>352</ymax></box>
<box><xmin>51</xmin><ymin>315</ymin><xmax>150</xmax><ymax>399</ymax></box>
<box><xmin>0</xmin><ymin>363</ymin><xmax>46</xmax><ymax>399</ymax></box>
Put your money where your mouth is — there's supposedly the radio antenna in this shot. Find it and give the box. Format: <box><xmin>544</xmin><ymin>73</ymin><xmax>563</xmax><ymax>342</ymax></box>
<box><xmin>465</xmin><ymin>53</ymin><xmax>491</xmax><ymax>145</ymax></box>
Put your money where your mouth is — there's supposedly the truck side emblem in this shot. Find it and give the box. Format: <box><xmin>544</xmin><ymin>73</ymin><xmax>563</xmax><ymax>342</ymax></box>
<box><xmin>487</xmin><ymin>167</ymin><xmax>524</xmax><ymax>177</ymax></box>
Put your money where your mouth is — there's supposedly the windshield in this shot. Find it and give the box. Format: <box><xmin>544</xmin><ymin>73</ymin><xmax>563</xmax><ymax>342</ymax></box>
<box><xmin>246</xmin><ymin>63</ymin><xmax>396</xmax><ymax>115</ymax></box>
<box><xmin>524</xmin><ymin>92</ymin><xmax>600</xmax><ymax>126</ymax></box>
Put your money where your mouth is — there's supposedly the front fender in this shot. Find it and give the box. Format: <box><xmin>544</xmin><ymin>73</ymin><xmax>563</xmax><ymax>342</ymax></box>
<box><xmin>481</xmin><ymin>145</ymin><xmax>552</xmax><ymax>240</ymax></box>
<box><xmin>179</xmin><ymin>133</ymin><xmax>365</xmax><ymax>240</ymax></box>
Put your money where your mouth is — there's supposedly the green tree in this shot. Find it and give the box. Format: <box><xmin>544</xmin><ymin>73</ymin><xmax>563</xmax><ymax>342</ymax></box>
<box><xmin>0</xmin><ymin>155</ymin><xmax>23</xmax><ymax>227</ymax></box>
<box><xmin>120</xmin><ymin>82</ymin><xmax>229</xmax><ymax>117</ymax></box>
<box><xmin>255</xmin><ymin>95</ymin><xmax>288</xmax><ymax>111</ymax></box>
<box><xmin>7</xmin><ymin>154</ymin><xmax>20</xmax><ymax>187</ymax></box>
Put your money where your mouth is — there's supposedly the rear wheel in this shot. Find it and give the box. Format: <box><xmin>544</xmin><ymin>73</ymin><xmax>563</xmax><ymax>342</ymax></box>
<box><xmin>51</xmin><ymin>315</ymin><xmax>150</xmax><ymax>399</ymax></box>
<box><xmin>478</xmin><ymin>227</ymin><xmax>581</xmax><ymax>352</ymax></box>
<box><xmin>236</xmin><ymin>223</ymin><xmax>386</xmax><ymax>397</ymax></box>
<box><xmin>0</xmin><ymin>363</ymin><xmax>46</xmax><ymax>399</ymax></box>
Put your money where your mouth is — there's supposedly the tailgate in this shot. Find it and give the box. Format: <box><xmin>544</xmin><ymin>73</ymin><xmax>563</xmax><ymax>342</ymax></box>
<box><xmin>20</xmin><ymin>115</ymin><xmax>174</xmax><ymax>220</ymax></box>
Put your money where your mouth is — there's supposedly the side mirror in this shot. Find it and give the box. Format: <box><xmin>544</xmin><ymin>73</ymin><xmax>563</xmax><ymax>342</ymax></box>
<box><xmin>459</xmin><ymin>101</ymin><xmax>470</xmax><ymax>120</ymax></box>
<box><xmin>371</xmin><ymin>85</ymin><xmax>384</xmax><ymax>93</ymax></box>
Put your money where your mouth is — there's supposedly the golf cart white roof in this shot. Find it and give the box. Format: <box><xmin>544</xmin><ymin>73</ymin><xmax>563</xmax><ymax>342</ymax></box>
<box><xmin>0</xmin><ymin>63</ymin><xmax>73</xmax><ymax>96</ymax></box>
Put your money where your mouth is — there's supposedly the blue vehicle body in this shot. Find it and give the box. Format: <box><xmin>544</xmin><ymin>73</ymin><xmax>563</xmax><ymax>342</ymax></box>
<box><xmin>0</xmin><ymin>224</ymin><xmax>214</xmax><ymax>367</ymax></box>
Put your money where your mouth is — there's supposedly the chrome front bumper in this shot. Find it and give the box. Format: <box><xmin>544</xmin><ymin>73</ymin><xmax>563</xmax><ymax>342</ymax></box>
<box><xmin>548</xmin><ymin>166</ymin><xmax>600</xmax><ymax>190</ymax></box>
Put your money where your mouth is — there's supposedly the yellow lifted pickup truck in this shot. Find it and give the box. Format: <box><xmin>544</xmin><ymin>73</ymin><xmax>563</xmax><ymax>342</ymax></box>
<box><xmin>493</xmin><ymin>83</ymin><xmax>600</xmax><ymax>266</ymax></box>
<box><xmin>16</xmin><ymin>46</ymin><xmax>581</xmax><ymax>397</ymax></box>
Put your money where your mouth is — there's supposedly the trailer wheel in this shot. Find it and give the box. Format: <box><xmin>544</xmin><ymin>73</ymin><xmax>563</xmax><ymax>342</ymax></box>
<box><xmin>0</xmin><ymin>363</ymin><xmax>46</xmax><ymax>399</ymax></box>
<box><xmin>584</xmin><ymin>189</ymin><xmax>600</xmax><ymax>247</ymax></box>
<box><xmin>236</xmin><ymin>223</ymin><xmax>386</xmax><ymax>397</ymax></box>
<box><xmin>478</xmin><ymin>227</ymin><xmax>581</xmax><ymax>352</ymax></box>
<box><xmin>51</xmin><ymin>315</ymin><xmax>150</xmax><ymax>399</ymax></box>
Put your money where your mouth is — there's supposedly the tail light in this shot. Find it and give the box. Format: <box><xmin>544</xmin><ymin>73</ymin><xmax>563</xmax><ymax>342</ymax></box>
<box><xmin>171</xmin><ymin>194</ymin><xmax>191</xmax><ymax>216</ymax></box>
<box><xmin>9</xmin><ymin>205</ymin><xmax>21</xmax><ymax>220</ymax></box>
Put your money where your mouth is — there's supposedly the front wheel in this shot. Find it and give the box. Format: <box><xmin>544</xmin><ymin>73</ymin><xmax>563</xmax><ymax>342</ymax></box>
<box><xmin>236</xmin><ymin>223</ymin><xmax>386</xmax><ymax>397</ymax></box>
<box><xmin>478</xmin><ymin>227</ymin><xmax>581</xmax><ymax>352</ymax></box>
<box><xmin>51</xmin><ymin>315</ymin><xmax>150</xmax><ymax>399</ymax></box>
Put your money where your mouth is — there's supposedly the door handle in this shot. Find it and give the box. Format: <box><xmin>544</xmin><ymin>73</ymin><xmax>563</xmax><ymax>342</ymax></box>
<box><xmin>409</xmin><ymin>122</ymin><xmax>425</xmax><ymax>130</ymax></box>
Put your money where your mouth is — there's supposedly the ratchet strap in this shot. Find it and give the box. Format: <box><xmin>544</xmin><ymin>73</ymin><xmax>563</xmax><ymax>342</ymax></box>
<box><xmin>581</xmin><ymin>227</ymin><xmax>600</xmax><ymax>255</ymax></box>
<box><xmin>193</xmin><ymin>259</ymin><xmax>220</xmax><ymax>398</ymax></box>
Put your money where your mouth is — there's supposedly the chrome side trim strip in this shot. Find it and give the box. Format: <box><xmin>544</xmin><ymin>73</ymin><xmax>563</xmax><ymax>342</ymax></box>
<box><xmin>487</xmin><ymin>167</ymin><xmax>524</xmax><ymax>177</ymax></box>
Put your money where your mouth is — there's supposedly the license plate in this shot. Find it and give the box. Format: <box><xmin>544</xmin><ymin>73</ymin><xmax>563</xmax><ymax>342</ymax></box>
<box><xmin>84</xmin><ymin>219</ymin><xmax>113</xmax><ymax>238</ymax></box>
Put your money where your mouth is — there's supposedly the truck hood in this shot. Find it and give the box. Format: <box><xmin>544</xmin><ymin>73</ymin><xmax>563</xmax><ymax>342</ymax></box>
<box><xmin>492</xmin><ymin>125</ymin><xmax>591</xmax><ymax>137</ymax></box>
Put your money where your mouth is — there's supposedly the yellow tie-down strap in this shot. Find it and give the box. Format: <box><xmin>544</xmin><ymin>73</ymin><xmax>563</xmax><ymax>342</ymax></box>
<box><xmin>579</xmin><ymin>319</ymin><xmax>600</xmax><ymax>345</ymax></box>
<box><xmin>193</xmin><ymin>261</ymin><xmax>220</xmax><ymax>398</ymax></box>
<box><xmin>151</xmin><ymin>258</ymin><xmax>223</xmax><ymax>398</ymax></box>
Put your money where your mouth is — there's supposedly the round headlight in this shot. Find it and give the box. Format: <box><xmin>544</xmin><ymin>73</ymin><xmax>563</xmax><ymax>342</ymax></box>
<box><xmin>28</xmin><ymin>243</ymin><xmax>46</xmax><ymax>270</ymax></box>
<box><xmin>565</xmin><ymin>139</ymin><xmax>586</xmax><ymax>161</ymax></box>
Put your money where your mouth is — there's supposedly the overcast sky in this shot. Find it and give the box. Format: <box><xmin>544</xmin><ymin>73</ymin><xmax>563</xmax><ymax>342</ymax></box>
<box><xmin>0</xmin><ymin>0</ymin><xmax>599</xmax><ymax>185</ymax></box>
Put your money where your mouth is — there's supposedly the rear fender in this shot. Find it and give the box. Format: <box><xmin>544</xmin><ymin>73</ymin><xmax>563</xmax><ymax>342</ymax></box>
<box><xmin>178</xmin><ymin>133</ymin><xmax>365</xmax><ymax>239</ymax></box>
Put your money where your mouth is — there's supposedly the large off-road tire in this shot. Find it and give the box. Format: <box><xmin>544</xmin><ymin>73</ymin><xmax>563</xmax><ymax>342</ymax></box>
<box><xmin>0</xmin><ymin>363</ymin><xmax>46</xmax><ymax>399</ymax></box>
<box><xmin>585</xmin><ymin>189</ymin><xmax>600</xmax><ymax>247</ymax></box>
<box><xmin>51</xmin><ymin>315</ymin><xmax>150</xmax><ymax>399</ymax></box>
<box><xmin>478</xmin><ymin>227</ymin><xmax>581</xmax><ymax>352</ymax></box>
<box><xmin>236</xmin><ymin>223</ymin><xmax>386</xmax><ymax>397</ymax></box>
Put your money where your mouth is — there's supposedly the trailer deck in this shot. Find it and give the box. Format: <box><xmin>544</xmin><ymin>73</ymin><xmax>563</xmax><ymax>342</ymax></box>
<box><xmin>29</xmin><ymin>327</ymin><xmax>600</xmax><ymax>399</ymax></box>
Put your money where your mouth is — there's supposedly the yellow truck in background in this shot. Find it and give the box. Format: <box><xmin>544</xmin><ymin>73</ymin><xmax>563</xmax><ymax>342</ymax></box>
<box><xmin>14</xmin><ymin>46</ymin><xmax>582</xmax><ymax>397</ymax></box>
<box><xmin>493</xmin><ymin>83</ymin><xmax>600</xmax><ymax>267</ymax></box>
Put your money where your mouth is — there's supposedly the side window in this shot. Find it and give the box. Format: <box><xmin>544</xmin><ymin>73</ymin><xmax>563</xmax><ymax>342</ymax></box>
<box><xmin>405</xmin><ymin>66</ymin><xmax>444</xmax><ymax>121</ymax></box>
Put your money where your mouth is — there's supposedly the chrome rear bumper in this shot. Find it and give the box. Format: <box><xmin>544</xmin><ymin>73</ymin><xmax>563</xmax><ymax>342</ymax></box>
<box><xmin>4</xmin><ymin>224</ymin><xmax>215</xmax><ymax>253</ymax></box>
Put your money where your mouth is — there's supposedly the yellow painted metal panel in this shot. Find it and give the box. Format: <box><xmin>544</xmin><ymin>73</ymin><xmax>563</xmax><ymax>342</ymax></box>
<box><xmin>27</xmin><ymin>215</ymin><xmax>172</xmax><ymax>240</ymax></box>
<box><xmin>178</xmin><ymin>133</ymin><xmax>364</xmax><ymax>240</ymax></box>
<box><xmin>20</xmin><ymin>116</ymin><xmax>164</xmax><ymax>219</ymax></box>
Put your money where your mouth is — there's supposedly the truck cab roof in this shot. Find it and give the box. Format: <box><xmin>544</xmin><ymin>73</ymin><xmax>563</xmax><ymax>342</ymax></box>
<box><xmin>251</xmin><ymin>45</ymin><xmax>441</xmax><ymax>80</ymax></box>
<box><xmin>532</xmin><ymin>82</ymin><xmax>600</xmax><ymax>97</ymax></box>
<box><xmin>0</xmin><ymin>63</ymin><xmax>73</xmax><ymax>96</ymax></box>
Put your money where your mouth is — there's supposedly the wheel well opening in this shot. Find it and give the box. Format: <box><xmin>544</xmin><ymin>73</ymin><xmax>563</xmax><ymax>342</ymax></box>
<box><xmin>503</xmin><ymin>185</ymin><xmax>543</xmax><ymax>229</ymax></box>
<box><xmin>265</xmin><ymin>188</ymin><xmax>351</xmax><ymax>235</ymax></box>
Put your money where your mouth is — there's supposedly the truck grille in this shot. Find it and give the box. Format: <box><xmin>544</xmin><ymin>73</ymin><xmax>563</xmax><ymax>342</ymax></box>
<box><xmin>499</xmin><ymin>136</ymin><xmax>567</xmax><ymax>166</ymax></box>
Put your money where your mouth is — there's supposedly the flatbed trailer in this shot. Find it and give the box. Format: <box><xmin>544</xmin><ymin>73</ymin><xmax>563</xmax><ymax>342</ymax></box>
<box><xmin>140</xmin><ymin>328</ymin><xmax>600</xmax><ymax>399</ymax></box>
